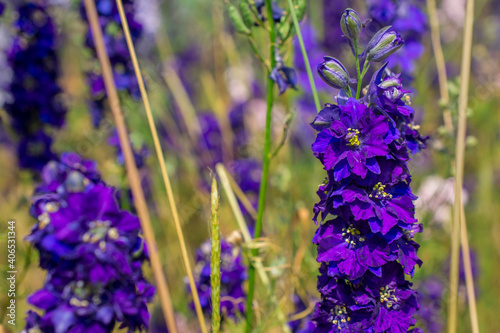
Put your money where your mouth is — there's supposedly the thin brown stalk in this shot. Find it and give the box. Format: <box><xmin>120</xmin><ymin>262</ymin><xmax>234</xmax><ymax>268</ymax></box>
<box><xmin>448</xmin><ymin>0</ymin><xmax>475</xmax><ymax>331</ymax></box>
<box><xmin>82</xmin><ymin>0</ymin><xmax>178</xmax><ymax>332</ymax></box>
<box><xmin>426</xmin><ymin>0</ymin><xmax>453</xmax><ymax>132</ymax></box>
<box><xmin>460</xmin><ymin>204</ymin><xmax>480</xmax><ymax>333</ymax></box>
<box><xmin>114</xmin><ymin>1</ymin><xmax>208</xmax><ymax>332</ymax></box>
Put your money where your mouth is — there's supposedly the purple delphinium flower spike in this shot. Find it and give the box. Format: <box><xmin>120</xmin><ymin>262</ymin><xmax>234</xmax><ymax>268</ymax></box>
<box><xmin>80</xmin><ymin>0</ymin><xmax>143</xmax><ymax>126</ymax></box>
<box><xmin>309</xmin><ymin>10</ymin><xmax>427</xmax><ymax>332</ymax></box>
<box><xmin>24</xmin><ymin>153</ymin><xmax>154</xmax><ymax>332</ymax></box>
<box><xmin>190</xmin><ymin>238</ymin><xmax>247</xmax><ymax>320</ymax></box>
<box><xmin>5</xmin><ymin>1</ymin><xmax>67</xmax><ymax>171</ymax></box>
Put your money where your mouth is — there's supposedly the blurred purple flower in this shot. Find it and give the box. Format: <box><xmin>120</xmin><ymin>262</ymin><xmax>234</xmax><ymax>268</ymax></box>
<box><xmin>80</xmin><ymin>0</ymin><xmax>143</xmax><ymax>126</ymax></box>
<box><xmin>191</xmin><ymin>238</ymin><xmax>247</xmax><ymax>320</ymax></box>
<box><xmin>5</xmin><ymin>1</ymin><xmax>67</xmax><ymax>171</ymax></box>
<box><xmin>24</xmin><ymin>153</ymin><xmax>154</xmax><ymax>333</ymax></box>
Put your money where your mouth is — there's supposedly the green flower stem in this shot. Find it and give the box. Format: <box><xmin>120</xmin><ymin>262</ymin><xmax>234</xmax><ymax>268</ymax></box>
<box><xmin>210</xmin><ymin>178</ymin><xmax>221</xmax><ymax>333</ymax></box>
<box><xmin>286</xmin><ymin>0</ymin><xmax>321</xmax><ymax>112</ymax></box>
<box><xmin>346</xmin><ymin>85</ymin><xmax>354</xmax><ymax>98</ymax></box>
<box><xmin>354</xmin><ymin>40</ymin><xmax>362</xmax><ymax>99</ymax></box>
<box><xmin>245</xmin><ymin>0</ymin><xmax>277</xmax><ymax>331</ymax></box>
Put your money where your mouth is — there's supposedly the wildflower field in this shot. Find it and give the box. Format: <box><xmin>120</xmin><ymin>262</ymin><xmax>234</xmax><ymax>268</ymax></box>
<box><xmin>0</xmin><ymin>0</ymin><xmax>499</xmax><ymax>332</ymax></box>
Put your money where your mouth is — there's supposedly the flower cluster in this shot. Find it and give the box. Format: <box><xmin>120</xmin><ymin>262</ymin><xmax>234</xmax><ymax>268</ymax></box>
<box><xmin>191</xmin><ymin>238</ymin><xmax>247</xmax><ymax>320</ymax></box>
<box><xmin>79</xmin><ymin>0</ymin><xmax>143</xmax><ymax>126</ymax></box>
<box><xmin>24</xmin><ymin>152</ymin><xmax>154</xmax><ymax>333</ymax></box>
<box><xmin>4</xmin><ymin>1</ymin><xmax>66</xmax><ymax>171</ymax></box>
<box><xmin>310</xmin><ymin>9</ymin><xmax>426</xmax><ymax>333</ymax></box>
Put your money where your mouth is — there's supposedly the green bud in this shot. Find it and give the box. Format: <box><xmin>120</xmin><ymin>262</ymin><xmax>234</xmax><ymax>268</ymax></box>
<box><xmin>340</xmin><ymin>8</ymin><xmax>362</xmax><ymax>41</ymax></box>
<box><xmin>228</xmin><ymin>4</ymin><xmax>251</xmax><ymax>35</ymax></box>
<box><xmin>239</xmin><ymin>2</ymin><xmax>255</xmax><ymax>28</ymax></box>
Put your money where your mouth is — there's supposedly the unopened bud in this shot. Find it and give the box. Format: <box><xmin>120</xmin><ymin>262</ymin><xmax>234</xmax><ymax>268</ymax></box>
<box><xmin>340</xmin><ymin>8</ymin><xmax>362</xmax><ymax>41</ymax></box>
<box><xmin>317</xmin><ymin>56</ymin><xmax>350</xmax><ymax>89</ymax></box>
<box><xmin>364</xmin><ymin>26</ymin><xmax>404</xmax><ymax>62</ymax></box>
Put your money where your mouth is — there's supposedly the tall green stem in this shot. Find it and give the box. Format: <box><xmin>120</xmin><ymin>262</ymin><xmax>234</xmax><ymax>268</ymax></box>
<box><xmin>245</xmin><ymin>0</ymin><xmax>276</xmax><ymax>331</ymax></box>
<box><xmin>354</xmin><ymin>40</ymin><xmax>362</xmax><ymax>99</ymax></box>
<box><xmin>210</xmin><ymin>178</ymin><xmax>221</xmax><ymax>333</ymax></box>
<box><xmin>286</xmin><ymin>0</ymin><xmax>321</xmax><ymax>112</ymax></box>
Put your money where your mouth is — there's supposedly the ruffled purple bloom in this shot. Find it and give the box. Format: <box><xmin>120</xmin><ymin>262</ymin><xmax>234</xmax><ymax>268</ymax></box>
<box><xmin>314</xmin><ymin>262</ymin><xmax>419</xmax><ymax>333</ymax></box>
<box><xmin>24</xmin><ymin>153</ymin><xmax>154</xmax><ymax>332</ymax></box>
<box><xmin>191</xmin><ymin>239</ymin><xmax>247</xmax><ymax>320</ymax></box>
<box><xmin>311</xmin><ymin>99</ymin><xmax>390</xmax><ymax>181</ymax></box>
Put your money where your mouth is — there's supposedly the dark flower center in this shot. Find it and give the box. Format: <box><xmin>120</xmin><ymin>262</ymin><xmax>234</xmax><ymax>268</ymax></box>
<box><xmin>369</xmin><ymin>182</ymin><xmax>393</xmax><ymax>200</ymax></box>
<box><xmin>346</xmin><ymin>128</ymin><xmax>360</xmax><ymax>147</ymax></box>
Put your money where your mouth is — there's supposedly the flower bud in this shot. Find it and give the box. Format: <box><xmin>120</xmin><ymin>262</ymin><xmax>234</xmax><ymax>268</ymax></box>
<box><xmin>317</xmin><ymin>56</ymin><xmax>350</xmax><ymax>89</ymax></box>
<box><xmin>363</xmin><ymin>26</ymin><xmax>404</xmax><ymax>62</ymax></box>
<box><xmin>340</xmin><ymin>8</ymin><xmax>362</xmax><ymax>41</ymax></box>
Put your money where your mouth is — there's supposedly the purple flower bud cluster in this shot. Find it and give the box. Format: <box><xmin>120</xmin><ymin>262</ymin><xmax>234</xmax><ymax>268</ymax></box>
<box><xmin>24</xmin><ymin>152</ymin><xmax>154</xmax><ymax>333</ymax></box>
<box><xmin>191</xmin><ymin>238</ymin><xmax>247</xmax><ymax>320</ymax></box>
<box><xmin>4</xmin><ymin>1</ymin><xmax>66</xmax><ymax>171</ymax></box>
<box><xmin>79</xmin><ymin>0</ymin><xmax>143</xmax><ymax>126</ymax></box>
<box><xmin>309</xmin><ymin>61</ymin><xmax>427</xmax><ymax>332</ymax></box>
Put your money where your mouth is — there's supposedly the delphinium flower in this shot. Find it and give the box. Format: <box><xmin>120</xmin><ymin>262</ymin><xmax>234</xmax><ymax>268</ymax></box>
<box><xmin>4</xmin><ymin>0</ymin><xmax>66</xmax><ymax>171</ymax></box>
<box><xmin>309</xmin><ymin>8</ymin><xmax>427</xmax><ymax>332</ymax></box>
<box><xmin>24</xmin><ymin>152</ymin><xmax>154</xmax><ymax>332</ymax></box>
<box><xmin>190</xmin><ymin>238</ymin><xmax>247</xmax><ymax>321</ymax></box>
<box><xmin>79</xmin><ymin>0</ymin><xmax>143</xmax><ymax>126</ymax></box>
